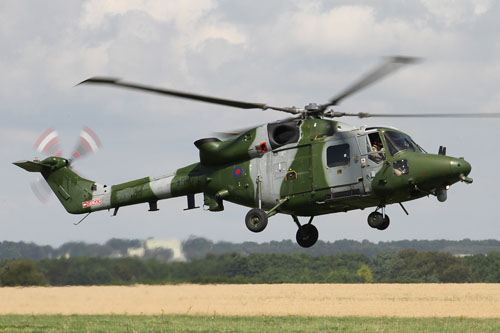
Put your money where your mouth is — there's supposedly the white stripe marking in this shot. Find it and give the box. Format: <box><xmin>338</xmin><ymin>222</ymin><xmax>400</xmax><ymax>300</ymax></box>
<box><xmin>36</xmin><ymin>130</ymin><xmax>58</xmax><ymax>153</ymax></box>
<box><xmin>80</xmin><ymin>130</ymin><xmax>99</xmax><ymax>152</ymax></box>
<box><xmin>150</xmin><ymin>175</ymin><xmax>174</xmax><ymax>199</ymax></box>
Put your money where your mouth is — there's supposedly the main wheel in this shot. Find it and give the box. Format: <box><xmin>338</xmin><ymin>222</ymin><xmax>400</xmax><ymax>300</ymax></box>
<box><xmin>296</xmin><ymin>224</ymin><xmax>319</xmax><ymax>248</ymax></box>
<box><xmin>367</xmin><ymin>211</ymin><xmax>384</xmax><ymax>229</ymax></box>
<box><xmin>245</xmin><ymin>208</ymin><xmax>268</xmax><ymax>233</ymax></box>
<box><xmin>377</xmin><ymin>215</ymin><xmax>390</xmax><ymax>230</ymax></box>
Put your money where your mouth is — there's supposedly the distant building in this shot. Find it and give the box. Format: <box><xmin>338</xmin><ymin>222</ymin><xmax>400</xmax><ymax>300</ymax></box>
<box><xmin>453</xmin><ymin>253</ymin><xmax>473</xmax><ymax>258</ymax></box>
<box><xmin>127</xmin><ymin>247</ymin><xmax>145</xmax><ymax>257</ymax></box>
<box><xmin>126</xmin><ymin>238</ymin><xmax>186</xmax><ymax>262</ymax></box>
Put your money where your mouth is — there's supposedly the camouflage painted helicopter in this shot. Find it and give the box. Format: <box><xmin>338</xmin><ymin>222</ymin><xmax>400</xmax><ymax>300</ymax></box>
<box><xmin>15</xmin><ymin>57</ymin><xmax>497</xmax><ymax>247</ymax></box>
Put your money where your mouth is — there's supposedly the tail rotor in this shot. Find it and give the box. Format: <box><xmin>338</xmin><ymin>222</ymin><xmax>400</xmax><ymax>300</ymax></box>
<box><xmin>34</xmin><ymin>128</ymin><xmax>63</xmax><ymax>157</ymax></box>
<box><xmin>29</xmin><ymin>127</ymin><xmax>102</xmax><ymax>203</ymax></box>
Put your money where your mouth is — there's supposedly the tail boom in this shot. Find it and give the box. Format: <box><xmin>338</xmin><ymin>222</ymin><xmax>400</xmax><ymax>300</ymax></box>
<box><xmin>14</xmin><ymin>157</ymin><xmax>203</xmax><ymax>214</ymax></box>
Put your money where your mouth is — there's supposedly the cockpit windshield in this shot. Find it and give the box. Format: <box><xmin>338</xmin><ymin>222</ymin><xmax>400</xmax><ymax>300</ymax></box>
<box><xmin>383</xmin><ymin>131</ymin><xmax>423</xmax><ymax>156</ymax></box>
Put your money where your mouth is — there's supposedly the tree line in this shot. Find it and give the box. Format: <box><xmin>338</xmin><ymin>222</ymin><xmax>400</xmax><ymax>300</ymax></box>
<box><xmin>2</xmin><ymin>250</ymin><xmax>500</xmax><ymax>286</ymax></box>
<box><xmin>2</xmin><ymin>238</ymin><xmax>500</xmax><ymax>261</ymax></box>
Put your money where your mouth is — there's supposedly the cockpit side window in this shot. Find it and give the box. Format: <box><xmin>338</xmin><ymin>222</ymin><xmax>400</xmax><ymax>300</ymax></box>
<box><xmin>367</xmin><ymin>132</ymin><xmax>386</xmax><ymax>164</ymax></box>
<box><xmin>383</xmin><ymin>131</ymin><xmax>422</xmax><ymax>156</ymax></box>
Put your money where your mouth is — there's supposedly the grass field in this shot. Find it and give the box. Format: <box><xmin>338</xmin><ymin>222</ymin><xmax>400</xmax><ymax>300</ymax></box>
<box><xmin>1</xmin><ymin>315</ymin><xmax>500</xmax><ymax>332</ymax></box>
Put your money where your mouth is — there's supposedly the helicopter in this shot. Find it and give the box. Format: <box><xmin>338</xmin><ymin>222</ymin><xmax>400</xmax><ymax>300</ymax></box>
<box><xmin>15</xmin><ymin>56</ymin><xmax>498</xmax><ymax>248</ymax></box>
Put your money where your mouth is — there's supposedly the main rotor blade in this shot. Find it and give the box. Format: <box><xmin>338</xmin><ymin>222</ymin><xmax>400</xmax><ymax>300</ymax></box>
<box><xmin>325</xmin><ymin>111</ymin><xmax>500</xmax><ymax>119</ymax></box>
<box><xmin>78</xmin><ymin>77</ymin><xmax>296</xmax><ymax>114</ymax></box>
<box><xmin>324</xmin><ymin>56</ymin><xmax>421</xmax><ymax>108</ymax></box>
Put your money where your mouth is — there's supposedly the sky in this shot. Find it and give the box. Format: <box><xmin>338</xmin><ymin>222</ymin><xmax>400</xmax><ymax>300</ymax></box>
<box><xmin>1</xmin><ymin>0</ymin><xmax>500</xmax><ymax>246</ymax></box>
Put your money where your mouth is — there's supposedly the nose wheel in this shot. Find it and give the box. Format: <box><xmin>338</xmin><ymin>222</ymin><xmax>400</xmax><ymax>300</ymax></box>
<box><xmin>293</xmin><ymin>215</ymin><xmax>319</xmax><ymax>248</ymax></box>
<box><xmin>367</xmin><ymin>210</ymin><xmax>390</xmax><ymax>230</ymax></box>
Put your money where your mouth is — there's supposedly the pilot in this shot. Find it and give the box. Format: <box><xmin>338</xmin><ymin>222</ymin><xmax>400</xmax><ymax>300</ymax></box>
<box><xmin>393</xmin><ymin>167</ymin><xmax>403</xmax><ymax>176</ymax></box>
<box><xmin>370</xmin><ymin>141</ymin><xmax>385</xmax><ymax>163</ymax></box>
<box><xmin>393</xmin><ymin>160</ymin><xmax>408</xmax><ymax>176</ymax></box>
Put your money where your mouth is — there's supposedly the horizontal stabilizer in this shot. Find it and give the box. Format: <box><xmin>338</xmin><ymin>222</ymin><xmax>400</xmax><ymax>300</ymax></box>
<box><xmin>13</xmin><ymin>160</ymin><xmax>50</xmax><ymax>173</ymax></box>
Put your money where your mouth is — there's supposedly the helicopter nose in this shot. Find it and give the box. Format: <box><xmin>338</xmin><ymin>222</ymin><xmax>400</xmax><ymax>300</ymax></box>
<box><xmin>450</xmin><ymin>158</ymin><xmax>471</xmax><ymax>175</ymax></box>
<box><xmin>450</xmin><ymin>157</ymin><xmax>472</xmax><ymax>182</ymax></box>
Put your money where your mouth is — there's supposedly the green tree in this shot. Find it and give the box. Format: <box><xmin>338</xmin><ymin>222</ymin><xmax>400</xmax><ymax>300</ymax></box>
<box><xmin>357</xmin><ymin>264</ymin><xmax>373</xmax><ymax>283</ymax></box>
<box><xmin>439</xmin><ymin>263</ymin><xmax>473</xmax><ymax>283</ymax></box>
<box><xmin>465</xmin><ymin>252</ymin><xmax>500</xmax><ymax>282</ymax></box>
<box><xmin>327</xmin><ymin>268</ymin><xmax>357</xmax><ymax>283</ymax></box>
<box><xmin>387</xmin><ymin>249</ymin><xmax>473</xmax><ymax>283</ymax></box>
<box><xmin>182</xmin><ymin>238</ymin><xmax>214</xmax><ymax>260</ymax></box>
<box><xmin>0</xmin><ymin>260</ymin><xmax>48</xmax><ymax>286</ymax></box>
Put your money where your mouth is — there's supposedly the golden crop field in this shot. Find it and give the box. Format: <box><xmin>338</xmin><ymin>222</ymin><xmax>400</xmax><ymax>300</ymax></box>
<box><xmin>1</xmin><ymin>284</ymin><xmax>499</xmax><ymax>318</ymax></box>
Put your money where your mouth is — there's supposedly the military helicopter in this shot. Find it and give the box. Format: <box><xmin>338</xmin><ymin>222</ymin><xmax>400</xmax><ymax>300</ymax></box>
<box><xmin>14</xmin><ymin>56</ymin><xmax>498</xmax><ymax>248</ymax></box>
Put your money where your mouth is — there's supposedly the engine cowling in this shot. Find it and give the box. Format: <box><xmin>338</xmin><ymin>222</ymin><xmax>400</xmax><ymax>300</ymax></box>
<box><xmin>194</xmin><ymin>137</ymin><xmax>252</xmax><ymax>166</ymax></box>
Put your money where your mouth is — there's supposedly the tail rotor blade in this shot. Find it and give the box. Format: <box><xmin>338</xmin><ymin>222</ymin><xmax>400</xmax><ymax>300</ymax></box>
<box><xmin>71</xmin><ymin>126</ymin><xmax>102</xmax><ymax>160</ymax></box>
<box><xmin>33</xmin><ymin>128</ymin><xmax>63</xmax><ymax>157</ymax></box>
<box><xmin>30</xmin><ymin>177</ymin><xmax>52</xmax><ymax>204</ymax></box>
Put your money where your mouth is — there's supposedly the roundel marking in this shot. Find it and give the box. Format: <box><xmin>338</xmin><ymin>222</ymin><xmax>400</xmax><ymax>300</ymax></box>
<box><xmin>233</xmin><ymin>166</ymin><xmax>243</xmax><ymax>178</ymax></box>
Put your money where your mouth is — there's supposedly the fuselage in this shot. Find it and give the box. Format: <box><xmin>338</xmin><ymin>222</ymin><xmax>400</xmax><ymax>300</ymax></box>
<box><xmin>65</xmin><ymin>118</ymin><xmax>471</xmax><ymax>217</ymax></box>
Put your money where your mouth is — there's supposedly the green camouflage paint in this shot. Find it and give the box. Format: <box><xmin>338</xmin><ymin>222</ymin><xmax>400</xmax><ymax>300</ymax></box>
<box><xmin>279</xmin><ymin>119</ymin><xmax>335</xmax><ymax>214</ymax></box>
<box><xmin>14</xmin><ymin>122</ymin><xmax>471</xmax><ymax>223</ymax></box>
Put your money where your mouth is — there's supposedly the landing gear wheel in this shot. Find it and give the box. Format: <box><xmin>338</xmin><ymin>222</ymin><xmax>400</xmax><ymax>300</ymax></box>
<box><xmin>245</xmin><ymin>208</ymin><xmax>268</xmax><ymax>233</ymax></box>
<box><xmin>377</xmin><ymin>215</ymin><xmax>390</xmax><ymax>230</ymax></box>
<box><xmin>367</xmin><ymin>211</ymin><xmax>384</xmax><ymax>229</ymax></box>
<box><xmin>296</xmin><ymin>224</ymin><xmax>319</xmax><ymax>248</ymax></box>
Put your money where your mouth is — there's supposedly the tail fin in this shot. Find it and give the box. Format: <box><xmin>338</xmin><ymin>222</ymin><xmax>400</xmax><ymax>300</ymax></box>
<box><xmin>14</xmin><ymin>157</ymin><xmax>95</xmax><ymax>214</ymax></box>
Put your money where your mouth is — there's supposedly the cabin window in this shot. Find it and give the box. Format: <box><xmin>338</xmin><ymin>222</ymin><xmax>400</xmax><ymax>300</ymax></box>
<box><xmin>327</xmin><ymin>144</ymin><xmax>350</xmax><ymax>167</ymax></box>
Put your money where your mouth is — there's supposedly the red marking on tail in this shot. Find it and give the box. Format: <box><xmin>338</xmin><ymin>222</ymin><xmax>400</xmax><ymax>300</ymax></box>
<box><xmin>82</xmin><ymin>198</ymin><xmax>102</xmax><ymax>208</ymax></box>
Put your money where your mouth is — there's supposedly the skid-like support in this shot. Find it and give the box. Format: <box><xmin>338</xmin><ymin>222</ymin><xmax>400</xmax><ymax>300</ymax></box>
<box><xmin>266</xmin><ymin>197</ymin><xmax>289</xmax><ymax>218</ymax></box>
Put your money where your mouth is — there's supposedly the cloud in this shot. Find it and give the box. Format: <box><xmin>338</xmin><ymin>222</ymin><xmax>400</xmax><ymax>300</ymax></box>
<box><xmin>80</xmin><ymin>0</ymin><xmax>214</xmax><ymax>28</ymax></box>
<box><xmin>420</xmin><ymin>0</ymin><xmax>492</xmax><ymax>26</ymax></box>
<box><xmin>261</xmin><ymin>4</ymin><xmax>465</xmax><ymax>58</ymax></box>
<box><xmin>80</xmin><ymin>0</ymin><xmax>246</xmax><ymax>47</ymax></box>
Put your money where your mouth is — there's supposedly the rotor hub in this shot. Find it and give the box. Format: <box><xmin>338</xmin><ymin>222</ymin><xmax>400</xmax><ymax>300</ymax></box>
<box><xmin>305</xmin><ymin>103</ymin><xmax>320</xmax><ymax>112</ymax></box>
